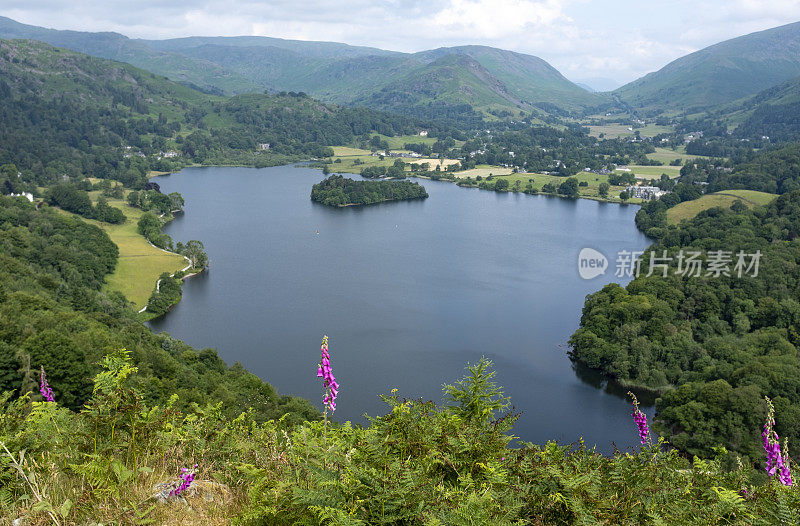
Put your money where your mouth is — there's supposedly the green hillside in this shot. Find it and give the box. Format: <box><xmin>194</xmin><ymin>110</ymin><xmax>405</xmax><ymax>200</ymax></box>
<box><xmin>0</xmin><ymin>38</ymin><xmax>425</xmax><ymax>193</ymax></box>
<box><xmin>353</xmin><ymin>54</ymin><xmax>529</xmax><ymax>118</ymax></box>
<box><xmin>666</xmin><ymin>190</ymin><xmax>777</xmax><ymax>224</ymax></box>
<box><xmin>144</xmin><ymin>34</ymin><xmax>400</xmax><ymax>59</ymax></box>
<box><xmin>415</xmin><ymin>45</ymin><xmax>603</xmax><ymax>111</ymax></box>
<box><xmin>0</xmin><ymin>16</ymin><xmax>599</xmax><ymax>118</ymax></box>
<box><xmin>615</xmin><ymin>21</ymin><xmax>800</xmax><ymax>114</ymax></box>
<box><xmin>0</xmin><ymin>16</ymin><xmax>261</xmax><ymax>95</ymax></box>
<box><xmin>724</xmin><ymin>76</ymin><xmax>800</xmax><ymax>142</ymax></box>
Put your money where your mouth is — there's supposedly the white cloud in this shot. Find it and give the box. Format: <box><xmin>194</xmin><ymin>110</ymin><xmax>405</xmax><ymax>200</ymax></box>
<box><xmin>432</xmin><ymin>0</ymin><xmax>572</xmax><ymax>39</ymax></box>
<box><xmin>1</xmin><ymin>1</ymin><xmax>798</xmax><ymax>86</ymax></box>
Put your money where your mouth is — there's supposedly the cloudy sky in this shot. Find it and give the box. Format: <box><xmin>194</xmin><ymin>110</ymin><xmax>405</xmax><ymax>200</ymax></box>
<box><xmin>2</xmin><ymin>0</ymin><xmax>800</xmax><ymax>88</ymax></box>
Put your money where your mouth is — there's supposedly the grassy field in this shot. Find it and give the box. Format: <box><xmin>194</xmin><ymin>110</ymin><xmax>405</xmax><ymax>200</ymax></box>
<box><xmin>479</xmin><ymin>171</ymin><xmax>641</xmax><ymax>202</ymax></box>
<box><xmin>374</xmin><ymin>134</ymin><xmax>438</xmax><ymax>149</ymax></box>
<box><xmin>616</xmin><ymin>165</ymin><xmax>683</xmax><ymax>178</ymax></box>
<box><xmin>62</xmin><ymin>195</ymin><xmax>188</xmax><ymax>309</ymax></box>
<box><xmin>453</xmin><ymin>165</ymin><xmax>513</xmax><ymax>178</ymax></box>
<box><xmin>331</xmin><ymin>146</ymin><xmax>372</xmax><ymax>157</ymax></box>
<box><xmin>646</xmin><ymin>147</ymin><xmax>711</xmax><ymax>164</ymax></box>
<box><xmin>329</xmin><ymin>149</ymin><xmax>460</xmax><ymax>175</ymax></box>
<box><xmin>588</xmin><ymin>123</ymin><xmax>673</xmax><ymax>139</ymax></box>
<box><xmin>667</xmin><ymin>190</ymin><xmax>778</xmax><ymax>224</ymax></box>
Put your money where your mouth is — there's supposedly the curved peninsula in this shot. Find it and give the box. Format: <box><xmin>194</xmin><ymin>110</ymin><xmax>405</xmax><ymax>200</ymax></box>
<box><xmin>311</xmin><ymin>175</ymin><xmax>428</xmax><ymax>207</ymax></box>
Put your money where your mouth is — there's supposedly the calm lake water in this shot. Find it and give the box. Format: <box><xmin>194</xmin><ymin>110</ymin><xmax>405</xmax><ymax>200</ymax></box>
<box><xmin>149</xmin><ymin>165</ymin><xmax>653</xmax><ymax>452</ymax></box>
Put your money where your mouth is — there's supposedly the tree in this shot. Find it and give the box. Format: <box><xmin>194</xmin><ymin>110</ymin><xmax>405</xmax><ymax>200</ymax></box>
<box><xmin>599</xmin><ymin>182</ymin><xmax>610</xmax><ymax>197</ymax></box>
<box><xmin>168</xmin><ymin>192</ymin><xmax>185</xmax><ymax>212</ymax></box>
<box><xmin>21</xmin><ymin>330</ymin><xmax>92</xmax><ymax>409</ymax></box>
<box><xmin>730</xmin><ymin>199</ymin><xmax>748</xmax><ymax>213</ymax></box>
<box><xmin>558</xmin><ymin>177</ymin><xmax>580</xmax><ymax>198</ymax></box>
<box><xmin>620</xmin><ymin>190</ymin><xmax>630</xmax><ymax>202</ymax></box>
<box><xmin>181</xmin><ymin>240</ymin><xmax>208</xmax><ymax>270</ymax></box>
<box><xmin>494</xmin><ymin>178</ymin><xmax>509</xmax><ymax>191</ymax></box>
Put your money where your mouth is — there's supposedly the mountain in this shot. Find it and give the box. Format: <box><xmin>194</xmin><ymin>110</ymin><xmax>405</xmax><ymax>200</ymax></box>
<box><xmin>727</xmin><ymin>75</ymin><xmax>800</xmax><ymax>142</ymax></box>
<box><xmin>414</xmin><ymin>46</ymin><xmax>602</xmax><ymax>111</ymax></box>
<box><xmin>0</xmin><ymin>16</ymin><xmax>261</xmax><ymax>94</ymax></box>
<box><xmin>0</xmin><ymin>38</ymin><xmax>423</xmax><ymax>190</ymax></box>
<box><xmin>142</xmin><ymin>41</ymin><xmax>602</xmax><ymax>115</ymax></box>
<box><xmin>0</xmin><ymin>16</ymin><xmax>599</xmax><ymax>117</ymax></box>
<box><xmin>615</xmin><ymin>21</ymin><xmax>800</xmax><ymax>114</ymax></box>
<box><xmin>142</xmin><ymin>34</ymin><xmax>400</xmax><ymax>59</ymax></box>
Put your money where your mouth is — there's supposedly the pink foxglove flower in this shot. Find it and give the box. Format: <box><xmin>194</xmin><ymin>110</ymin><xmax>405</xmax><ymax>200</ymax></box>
<box><xmin>317</xmin><ymin>336</ymin><xmax>338</xmax><ymax>412</ymax></box>
<box><xmin>39</xmin><ymin>366</ymin><xmax>54</xmax><ymax>402</ymax></box>
<box><xmin>170</xmin><ymin>464</ymin><xmax>198</xmax><ymax>496</ymax></box>
<box><xmin>628</xmin><ymin>392</ymin><xmax>649</xmax><ymax>445</ymax></box>
<box><xmin>763</xmin><ymin>397</ymin><xmax>792</xmax><ymax>486</ymax></box>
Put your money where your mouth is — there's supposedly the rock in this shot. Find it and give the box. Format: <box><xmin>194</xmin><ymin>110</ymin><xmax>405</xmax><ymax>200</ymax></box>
<box><xmin>149</xmin><ymin>479</ymin><xmax>232</xmax><ymax>508</ymax></box>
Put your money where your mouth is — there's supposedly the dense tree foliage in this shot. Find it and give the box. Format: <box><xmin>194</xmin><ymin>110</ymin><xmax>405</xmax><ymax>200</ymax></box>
<box><xmin>360</xmin><ymin>165</ymin><xmax>405</xmax><ymax>179</ymax></box>
<box><xmin>570</xmin><ymin>191</ymin><xmax>800</xmax><ymax>460</ymax></box>
<box><xmin>126</xmin><ymin>189</ymin><xmax>184</xmax><ymax>214</ymax></box>
<box><xmin>458</xmin><ymin>125</ymin><xmax>657</xmax><ymax>176</ymax></box>
<box><xmin>702</xmin><ymin>143</ymin><xmax>800</xmax><ymax>194</ymax></box>
<box><xmin>137</xmin><ymin>212</ymin><xmax>173</xmax><ymax>250</ymax></box>
<box><xmin>145</xmin><ymin>272</ymin><xmax>183</xmax><ymax>317</ymax></box>
<box><xmin>0</xmin><ymin>197</ymin><xmax>316</xmax><ymax>420</ymax></box>
<box><xmin>46</xmin><ymin>184</ymin><xmax>126</xmax><ymax>224</ymax></box>
<box><xmin>311</xmin><ymin>175</ymin><xmax>428</xmax><ymax>206</ymax></box>
<box><xmin>0</xmin><ymin>39</ymin><xmax>431</xmax><ymax>190</ymax></box>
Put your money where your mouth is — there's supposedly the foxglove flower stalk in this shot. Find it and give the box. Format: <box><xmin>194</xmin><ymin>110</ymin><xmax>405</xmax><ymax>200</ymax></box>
<box><xmin>317</xmin><ymin>335</ymin><xmax>338</xmax><ymax>412</ymax></box>
<box><xmin>170</xmin><ymin>464</ymin><xmax>198</xmax><ymax>496</ymax></box>
<box><xmin>763</xmin><ymin>397</ymin><xmax>792</xmax><ymax>486</ymax></box>
<box><xmin>39</xmin><ymin>366</ymin><xmax>54</xmax><ymax>402</ymax></box>
<box><xmin>628</xmin><ymin>392</ymin><xmax>649</xmax><ymax>445</ymax></box>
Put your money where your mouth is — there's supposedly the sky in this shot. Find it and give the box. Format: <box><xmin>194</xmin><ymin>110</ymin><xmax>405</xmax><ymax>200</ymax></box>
<box><xmin>2</xmin><ymin>0</ymin><xmax>800</xmax><ymax>89</ymax></box>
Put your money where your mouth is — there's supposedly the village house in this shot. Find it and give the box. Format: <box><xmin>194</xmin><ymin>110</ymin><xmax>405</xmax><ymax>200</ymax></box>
<box><xmin>625</xmin><ymin>185</ymin><xmax>670</xmax><ymax>200</ymax></box>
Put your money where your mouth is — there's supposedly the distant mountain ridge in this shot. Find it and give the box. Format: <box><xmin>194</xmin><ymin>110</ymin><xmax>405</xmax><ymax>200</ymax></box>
<box><xmin>4</xmin><ymin>15</ymin><xmax>800</xmax><ymax>120</ymax></box>
<box><xmin>0</xmin><ymin>16</ymin><xmax>600</xmax><ymax>117</ymax></box>
<box><xmin>614</xmin><ymin>21</ymin><xmax>800</xmax><ymax>114</ymax></box>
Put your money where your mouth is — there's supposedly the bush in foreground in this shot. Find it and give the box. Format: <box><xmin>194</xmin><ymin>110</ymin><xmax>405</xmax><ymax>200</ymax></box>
<box><xmin>1</xmin><ymin>352</ymin><xmax>798</xmax><ymax>524</ymax></box>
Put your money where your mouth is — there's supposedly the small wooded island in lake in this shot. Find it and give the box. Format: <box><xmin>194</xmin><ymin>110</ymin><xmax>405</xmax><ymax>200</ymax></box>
<box><xmin>311</xmin><ymin>175</ymin><xmax>429</xmax><ymax>206</ymax></box>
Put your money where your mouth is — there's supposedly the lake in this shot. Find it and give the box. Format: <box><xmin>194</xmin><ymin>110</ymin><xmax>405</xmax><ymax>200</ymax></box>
<box><xmin>149</xmin><ymin>165</ymin><xmax>653</xmax><ymax>452</ymax></box>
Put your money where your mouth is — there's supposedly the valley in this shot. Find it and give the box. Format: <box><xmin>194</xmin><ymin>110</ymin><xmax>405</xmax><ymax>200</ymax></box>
<box><xmin>1</xmin><ymin>9</ymin><xmax>800</xmax><ymax>523</ymax></box>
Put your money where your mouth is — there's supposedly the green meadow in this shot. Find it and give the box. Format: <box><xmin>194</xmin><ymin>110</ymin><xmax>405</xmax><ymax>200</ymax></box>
<box><xmin>59</xmin><ymin>192</ymin><xmax>188</xmax><ymax>309</ymax></box>
<box><xmin>667</xmin><ymin>190</ymin><xmax>778</xmax><ymax>224</ymax></box>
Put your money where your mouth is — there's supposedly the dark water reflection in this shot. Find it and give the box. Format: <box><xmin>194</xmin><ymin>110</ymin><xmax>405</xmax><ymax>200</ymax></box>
<box><xmin>148</xmin><ymin>166</ymin><xmax>654</xmax><ymax>452</ymax></box>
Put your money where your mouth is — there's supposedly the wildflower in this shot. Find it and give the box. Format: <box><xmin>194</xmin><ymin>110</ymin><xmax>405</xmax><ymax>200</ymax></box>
<box><xmin>628</xmin><ymin>391</ymin><xmax>649</xmax><ymax>445</ymax></box>
<box><xmin>763</xmin><ymin>397</ymin><xmax>792</xmax><ymax>486</ymax></box>
<box><xmin>169</xmin><ymin>464</ymin><xmax>198</xmax><ymax>496</ymax></box>
<box><xmin>39</xmin><ymin>366</ymin><xmax>54</xmax><ymax>402</ymax></box>
<box><xmin>317</xmin><ymin>335</ymin><xmax>338</xmax><ymax>412</ymax></box>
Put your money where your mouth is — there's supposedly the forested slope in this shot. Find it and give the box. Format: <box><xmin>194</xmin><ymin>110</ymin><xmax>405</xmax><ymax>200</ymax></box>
<box><xmin>571</xmin><ymin>190</ymin><xmax>800</xmax><ymax>459</ymax></box>
<box><xmin>0</xmin><ymin>196</ymin><xmax>317</xmax><ymax>421</ymax></box>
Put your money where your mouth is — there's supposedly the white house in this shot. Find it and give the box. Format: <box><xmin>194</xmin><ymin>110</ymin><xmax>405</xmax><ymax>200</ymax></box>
<box><xmin>9</xmin><ymin>192</ymin><xmax>34</xmax><ymax>202</ymax></box>
<box><xmin>625</xmin><ymin>185</ymin><xmax>669</xmax><ymax>200</ymax></box>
